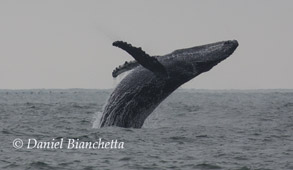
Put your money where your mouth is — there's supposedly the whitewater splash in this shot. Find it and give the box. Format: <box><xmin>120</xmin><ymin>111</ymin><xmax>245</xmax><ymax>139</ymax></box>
<box><xmin>92</xmin><ymin>111</ymin><xmax>103</xmax><ymax>128</ymax></box>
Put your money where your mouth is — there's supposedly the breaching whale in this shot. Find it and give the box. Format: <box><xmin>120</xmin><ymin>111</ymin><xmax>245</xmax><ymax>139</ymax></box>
<box><xmin>100</xmin><ymin>40</ymin><xmax>239</xmax><ymax>128</ymax></box>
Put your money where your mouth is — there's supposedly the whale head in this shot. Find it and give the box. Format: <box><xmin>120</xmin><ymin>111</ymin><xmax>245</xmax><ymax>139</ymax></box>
<box><xmin>160</xmin><ymin>40</ymin><xmax>238</xmax><ymax>84</ymax></box>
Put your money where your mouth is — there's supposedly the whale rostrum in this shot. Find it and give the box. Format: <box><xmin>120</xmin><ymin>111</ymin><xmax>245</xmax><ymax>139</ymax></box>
<box><xmin>100</xmin><ymin>40</ymin><xmax>239</xmax><ymax>128</ymax></box>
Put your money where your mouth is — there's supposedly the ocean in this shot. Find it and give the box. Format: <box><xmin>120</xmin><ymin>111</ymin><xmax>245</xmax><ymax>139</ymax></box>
<box><xmin>0</xmin><ymin>89</ymin><xmax>292</xmax><ymax>170</ymax></box>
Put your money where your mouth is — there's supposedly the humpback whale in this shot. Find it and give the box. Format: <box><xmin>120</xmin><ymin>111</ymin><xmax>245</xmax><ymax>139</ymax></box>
<box><xmin>100</xmin><ymin>40</ymin><xmax>239</xmax><ymax>128</ymax></box>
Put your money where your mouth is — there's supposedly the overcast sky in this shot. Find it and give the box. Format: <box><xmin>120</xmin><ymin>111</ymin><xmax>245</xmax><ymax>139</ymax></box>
<box><xmin>0</xmin><ymin>0</ymin><xmax>292</xmax><ymax>89</ymax></box>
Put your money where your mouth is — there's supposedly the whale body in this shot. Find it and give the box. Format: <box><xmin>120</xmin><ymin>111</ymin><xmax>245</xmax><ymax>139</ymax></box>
<box><xmin>100</xmin><ymin>40</ymin><xmax>239</xmax><ymax>128</ymax></box>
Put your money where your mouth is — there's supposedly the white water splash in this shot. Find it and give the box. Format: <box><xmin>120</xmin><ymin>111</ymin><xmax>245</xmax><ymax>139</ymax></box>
<box><xmin>143</xmin><ymin>110</ymin><xmax>160</xmax><ymax>128</ymax></box>
<box><xmin>92</xmin><ymin>111</ymin><xmax>103</xmax><ymax>128</ymax></box>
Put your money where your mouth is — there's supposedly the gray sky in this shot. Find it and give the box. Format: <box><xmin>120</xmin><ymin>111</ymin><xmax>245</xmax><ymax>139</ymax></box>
<box><xmin>0</xmin><ymin>0</ymin><xmax>292</xmax><ymax>89</ymax></box>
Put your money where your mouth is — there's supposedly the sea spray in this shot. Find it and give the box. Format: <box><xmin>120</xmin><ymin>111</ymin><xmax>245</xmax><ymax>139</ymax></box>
<box><xmin>92</xmin><ymin>111</ymin><xmax>103</xmax><ymax>128</ymax></box>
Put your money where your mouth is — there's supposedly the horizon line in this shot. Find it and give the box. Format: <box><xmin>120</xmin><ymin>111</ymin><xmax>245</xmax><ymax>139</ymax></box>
<box><xmin>0</xmin><ymin>88</ymin><xmax>293</xmax><ymax>91</ymax></box>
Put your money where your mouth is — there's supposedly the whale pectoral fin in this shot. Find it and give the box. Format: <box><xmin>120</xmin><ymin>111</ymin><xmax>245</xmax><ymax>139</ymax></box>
<box><xmin>113</xmin><ymin>41</ymin><xmax>168</xmax><ymax>77</ymax></box>
<box><xmin>112</xmin><ymin>60</ymin><xmax>139</xmax><ymax>78</ymax></box>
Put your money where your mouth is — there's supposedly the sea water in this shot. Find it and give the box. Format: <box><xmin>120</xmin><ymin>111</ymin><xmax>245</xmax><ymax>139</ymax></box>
<box><xmin>0</xmin><ymin>89</ymin><xmax>292</xmax><ymax>170</ymax></box>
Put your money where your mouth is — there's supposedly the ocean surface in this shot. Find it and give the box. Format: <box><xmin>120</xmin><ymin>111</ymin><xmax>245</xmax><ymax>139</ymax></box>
<box><xmin>0</xmin><ymin>89</ymin><xmax>292</xmax><ymax>170</ymax></box>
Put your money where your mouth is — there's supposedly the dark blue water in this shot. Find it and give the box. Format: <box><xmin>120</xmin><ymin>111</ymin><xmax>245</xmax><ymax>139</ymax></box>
<box><xmin>0</xmin><ymin>89</ymin><xmax>292</xmax><ymax>170</ymax></box>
